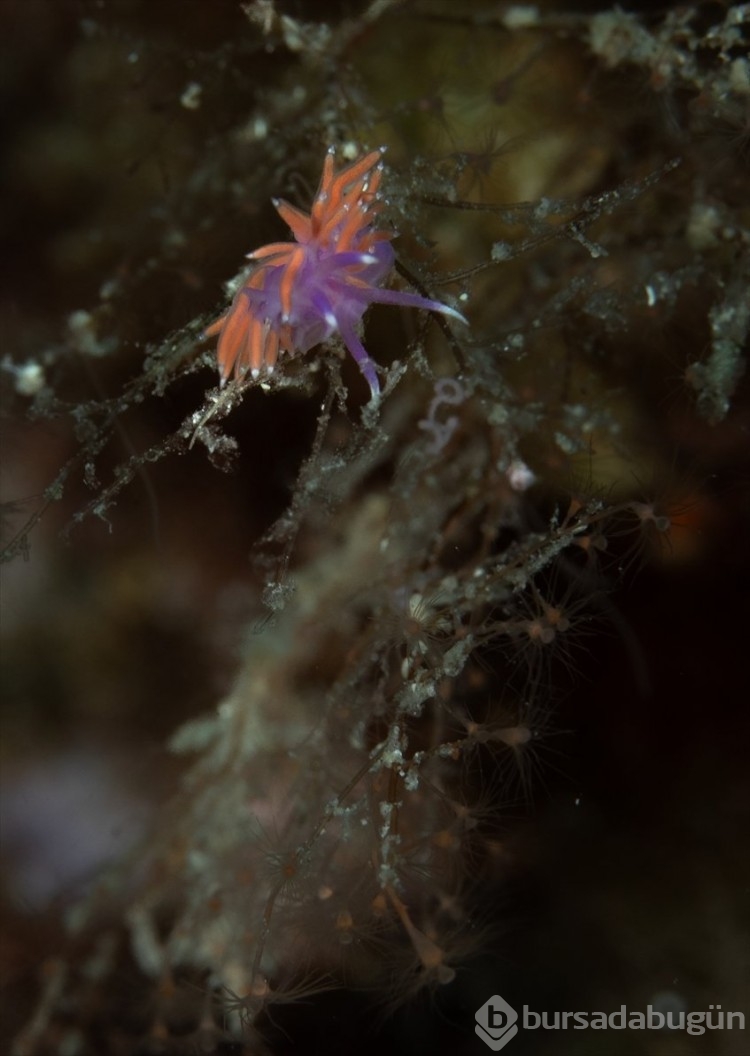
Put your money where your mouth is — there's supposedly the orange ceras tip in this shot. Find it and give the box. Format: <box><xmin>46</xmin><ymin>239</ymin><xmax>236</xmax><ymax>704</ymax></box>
<box><xmin>203</xmin><ymin>146</ymin><xmax>467</xmax><ymax>400</ymax></box>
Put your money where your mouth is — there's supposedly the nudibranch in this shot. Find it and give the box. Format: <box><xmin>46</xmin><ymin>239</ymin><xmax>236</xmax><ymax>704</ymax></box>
<box><xmin>204</xmin><ymin>147</ymin><xmax>466</xmax><ymax>400</ymax></box>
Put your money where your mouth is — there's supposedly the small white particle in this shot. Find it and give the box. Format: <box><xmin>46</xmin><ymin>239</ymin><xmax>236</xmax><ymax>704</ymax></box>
<box><xmin>251</xmin><ymin>116</ymin><xmax>268</xmax><ymax>140</ymax></box>
<box><xmin>502</xmin><ymin>5</ymin><xmax>539</xmax><ymax>29</ymax></box>
<box><xmin>506</xmin><ymin>459</ymin><xmax>536</xmax><ymax>492</ymax></box>
<box><xmin>180</xmin><ymin>82</ymin><xmax>202</xmax><ymax>110</ymax></box>
<box><xmin>3</xmin><ymin>358</ymin><xmax>45</xmax><ymax>396</ymax></box>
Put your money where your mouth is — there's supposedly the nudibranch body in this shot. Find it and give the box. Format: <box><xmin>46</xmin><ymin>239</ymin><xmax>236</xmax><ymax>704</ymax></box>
<box><xmin>204</xmin><ymin>147</ymin><xmax>466</xmax><ymax>399</ymax></box>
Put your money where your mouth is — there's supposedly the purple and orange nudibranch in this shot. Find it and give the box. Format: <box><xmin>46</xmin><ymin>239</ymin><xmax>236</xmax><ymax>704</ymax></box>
<box><xmin>204</xmin><ymin>147</ymin><xmax>467</xmax><ymax>400</ymax></box>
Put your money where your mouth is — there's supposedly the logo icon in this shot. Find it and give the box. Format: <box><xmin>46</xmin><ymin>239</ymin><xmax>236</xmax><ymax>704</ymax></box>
<box><xmin>475</xmin><ymin>994</ymin><xmax>519</xmax><ymax>1051</ymax></box>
